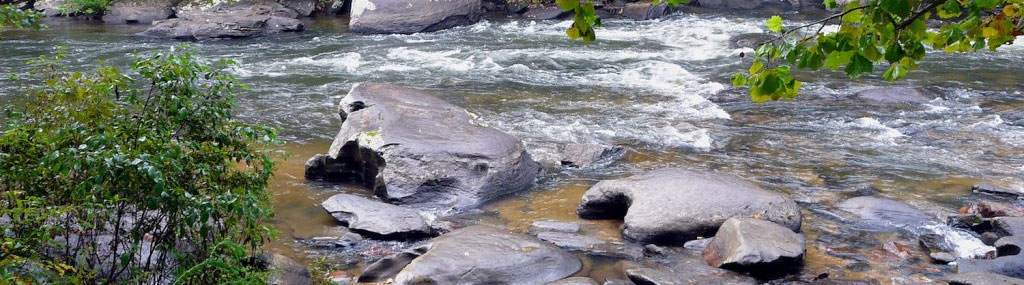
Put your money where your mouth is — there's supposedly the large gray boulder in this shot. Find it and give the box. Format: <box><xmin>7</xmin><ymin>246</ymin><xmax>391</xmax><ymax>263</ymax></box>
<box><xmin>577</xmin><ymin>168</ymin><xmax>801</xmax><ymax>244</ymax></box>
<box><xmin>320</xmin><ymin>193</ymin><xmax>433</xmax><ymax>239</ymax></box>
<box><xmin>308</xmin><ymin>83</ymin><xmax>540</xmax><ymax>215</ymax></box>
<box><xmin>701</xmin><ymin>217</ymin><xmax>805</xmax><ymax>269</ymax></box>
<box><xmin>349</xmin><ymin>0</ymin><xmax>482</xmax><ymax>34</ymax></box>
<box><xmin>279</xmin><ymin>0</ymin><xmax>315</xmax><ymax>16</ymax></box>
<box><xmin>139</xmin><ymin>1</ymin><xmax>303</xmax><ymax>40</ymax></box>
<box><xmin>102</xmin><ymin>0</ymin><xmax>177</xmax><ymax>24</ymax></box>
<box><xmin>393</xmin><ymin>225</ymin><xmax>581</xmax><ymax>284</ymax></box>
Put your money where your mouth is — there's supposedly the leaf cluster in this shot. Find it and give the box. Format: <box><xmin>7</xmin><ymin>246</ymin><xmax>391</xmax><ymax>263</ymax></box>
<box><xmin>0</xmin><ymin>45</ymin><xmax>282</xmax><ymax>284</ymax></box>
<box><xmin>733</xmin><ymin>0</ymin><xmax>1022</xmax><ymax>102</ymax></box>
<box><xmin>0</xmin><ymin>4</ymin><xmax>44</xmax><ymax>39</ymax></box>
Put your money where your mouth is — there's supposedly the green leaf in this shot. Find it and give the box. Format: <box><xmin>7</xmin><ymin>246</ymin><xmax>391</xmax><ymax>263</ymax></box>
<box><xmin>824</xmin><ymin>0</ymin><xmax>839</xmax><ymax>9</ymax></box>
<box><xmin>880</xmin><ymin>0</ymin><xmax>912</xmax><ymax>17</ymax></box>
<box><xmin>766</xmin><ymin>15</ymin><xmax>784</xmax><ymax>33</ymax></box>
<box><xmin>844</xmin><ymin>53</ymin><xmax>873</xmax><ymax>78</ymax></box>
<box><xmin>882</xmin><ymin>63</ymin><xmax>907</xmax><ymax>81</ymax></box>
<box><xmin>556</xmin><ymin>0</ymin><xmax>578</xmax><ymax>11</ymax></box>
<box><xmin>975</xmin><ymin>0</ymin><xmax>1001</xmax><ymax>10</ymax></box>
<box><xmin>824</xmin><ymin>51</ymin><xmax>855</xmax><ymax>70</ymax></box>
<box><xmin>938</xmin><ymin>0</ymin><xmax>962</xmax><ymax>18</ymax></box>
<box><xmin>731</xmin><ymin>73</ymin><xmax>748</xmax><ymax>87</ymax></box>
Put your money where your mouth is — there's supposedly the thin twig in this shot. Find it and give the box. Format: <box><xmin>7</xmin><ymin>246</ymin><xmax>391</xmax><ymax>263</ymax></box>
<box><xmin>762</xmin><ymin>6</ymin><xmax>869</xmax><ymax>46</ymax></box>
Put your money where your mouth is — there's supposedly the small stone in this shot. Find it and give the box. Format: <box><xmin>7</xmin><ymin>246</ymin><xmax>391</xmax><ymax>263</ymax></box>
<box><xmin>536</xmin><ymin>232</ymin><xmax>604</xmax><ymax>251</ymax></box>
<box><xmin>643</xmin><ymin>244</ymin><xmax>666</xmax><ymax>255</ymax></box>
<box><xmin>702</xmin><ymin>217</ymin><xmax>805</xmax><ymax>269</ymax></box>
<box><xmin>983</xmin><ymin>232</ymin><xmax>1002</xmax><ymax>246</ymax></box>
<box><xmin>929</xmin><ymin>252</ymin><xmax>956</xmax><ymax>263</ymax></box>
<box><xmin>559</xmin><ymin>143</ymin><xmax>626</xmax><ymax>168</ymax></box>
<box><xmin>960</xmin><ymin>201</ymin><xmax>1024</xmax><ymax>218</ymax></box>
<box><xmin>531</xmin><ymin>220</ymin><xmax>581</xmax><ymax>233</ymax></box>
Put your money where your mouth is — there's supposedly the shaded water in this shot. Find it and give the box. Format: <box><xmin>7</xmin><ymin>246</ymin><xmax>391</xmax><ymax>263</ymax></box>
<box><xmin>2</xmin><ymin>12</ymin><xmax>1024</xmax><ymax>283</ymax></box>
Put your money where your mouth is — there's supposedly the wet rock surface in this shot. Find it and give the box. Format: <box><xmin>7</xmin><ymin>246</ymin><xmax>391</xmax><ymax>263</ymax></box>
<box><xmin>994</xmin><ymin>217</ymin><xmax>1024</xmax><ymax>236</ymax></box>
<box><xmin>522</xmin><ymin>6</ymin><xmax>571</xmax><ymax>20</ymax></box>
<box><xmin>577</xmin><ymin>168</ymin><xmax>801</xmax><ymax>244</ymax></box>
<box><xmin>531</xmin><ymin>220</ymin><xmax>582</xmax><ymax>233</ymax></box>
<box><xmin>560</xmin><ymin>143</ymin><xmax>626</xmax><ymax>168</ymax></box>
<box><xmin>310</xmin><ymin>82</ymin><xmax>540</xmax><ymax>215</ymax></box>
<box><xmin>548</xmin><ymin>277</ymin><xmax>601</xmax><ymax>285</ymax></box>
<box><xmin>947</xmin><ymin>271</ymin><xmax>1024</xmax><ymax>285</ymax></box>
<box><xmin>139</xmin><ymin>1</ymin><xmax>303</xmax><ymax>40</ymax></box>
<box><xmin>702</xmin><ymin>218</ymin><xmax>805</xmax><ymax>271</ymax></box>
<box><xmin>973</xmin><ymin>182</ymin><xmax>1024</xmax><ymax>197</ymax></box>
<box><xmin>625</xmin><ymin>260</ymin><xmax>758</xmax><ymax>284</ymax></box>
<box><xmin>260</xmin><ymin>253</ymin><xmax>312</xmax><ymax>285</ymax></box>
<box><xmin>348</xmin><ymin>0</ymin><xmax>483</xmax><ymax>34</ymax></box>
<box><xmin>836</xmin><ymin>196</ymin><xmax>934</xmax><ymax>229</ymax></box>
<box><xmin>392</xmin><ymin>225</ymin><xmax>581</xmax><ymax>284</ymax></box>
<box><xmin>320</xmin><ymin>194</ymin><xmax>433</xmax><ymax>239</ymax></box>
<box><xmin>102</xmin><ymin>0</ymin><xmax>177</xmax><ymax>24</ymax></box>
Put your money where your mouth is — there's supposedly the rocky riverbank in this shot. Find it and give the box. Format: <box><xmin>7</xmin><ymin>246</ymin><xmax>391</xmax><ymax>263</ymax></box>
<box><xmin>298</xmin><ymin>82</ymin><xmax>1024</xmax><ymax>284</ymax></box>
<box><xmin>10</xmin><ymin>0</ymin><xmax>827</xmax><ymax>40</ymax></box>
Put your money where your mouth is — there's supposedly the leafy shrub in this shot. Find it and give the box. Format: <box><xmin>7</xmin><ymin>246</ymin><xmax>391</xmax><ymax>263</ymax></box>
<box><xmin>0</xmin><ymin>45</ymin><xmax>281</xmax><ymax>284</ymax></box>
<box><xmin>59</xmin><ymin>0</ymin><xmax>109</xmax><ymax>16</ymax></box>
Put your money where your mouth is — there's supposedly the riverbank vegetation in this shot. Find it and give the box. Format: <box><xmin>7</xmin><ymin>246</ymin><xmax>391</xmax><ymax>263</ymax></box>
<box><xmin>0</xmin><ymin>46</ymin><xmax>281</xmax><ymax>284</ymax></box>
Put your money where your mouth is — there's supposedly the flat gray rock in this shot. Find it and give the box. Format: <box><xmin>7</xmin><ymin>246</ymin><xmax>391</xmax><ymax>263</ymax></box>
<box><xmin>956</xmin><ymin>255</ymin><xmax>1024</xmax><ymax>279</ymax></box>
<box><xmin>836</xmin><ymin>196</ymin><xmax>934</xmax><ymax>229</ymax></box>
<box><xmin>995</xmin><ymin>217</ymin><xmax>1024</xmax><ymax>236</ymax></box>
<box><xmin>560</xmin><ymin>143</ymin><xmax>626</xmax><ymax>168</ymax></box>
<box><xmin>536</xmin><ymin>231</ymin><xmax>605</xmax><ymax>251</ymax></box>
<box><xmin>531</xmin><ymin>220</ymin><xmax>581</xmax><ymax>233</ymax></box>
<box><xmin>974</xmin><ymin>182</ymin><xmax>1024</xmax><ymax>197</ymax></box>
<box><xmin>321</xmin><ymin>194</ymin><xmax>432</xmax><ymax>239</ymax></box>
<box><xmin>394</xmin><ymin>225</ymin><xmax>581</xmax><ymax>284</ymax></box>
<box><xmin>312</xmin><ymin>83</ymin><xmax>540</xmax><ymax>215</ymax></box>
<box><xmin>102</xmin><ymin>0</ymin><xmax>177</xmax><ymax>24</ymax></box>
<box><xmin>577</xmin><ymin>168</ymin><xmax>801</xmax><ymax>244</ymax></box>
<box><xmin>626</xmin><ymin>261</ymin><xmax>758</xmax><ymax>285</ymax></box>
<box><xmin>139</xmin><ymin>1</ymin><xmax>303</xmax><ymax>40</ymax></box>
<box><xmin>702</xmin><ymin>217</ymin><xmax>805</xmax><ymax>269</ymax></box>
<box><xmin>349</xmin><ymin>0</ymin><xmax>482</xmax><ymax>34</ymax></box>
<box><xmin>947</xmin><ymin>271</ymin><xmax>1024</xmax><ymax>285</ymax></box>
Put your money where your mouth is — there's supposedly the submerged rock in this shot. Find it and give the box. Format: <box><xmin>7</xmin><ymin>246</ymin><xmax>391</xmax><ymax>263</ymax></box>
<box><xmin>102</xmin><ymin>0</ymin><xmax>177</xmax><ymax>24</ymax></box>
<box><xmin>836</xmin><ymin>196</ymin><xmax>933</xmax><ymax>229</ymax></box>
<box><xmin>393</xmin><ymin>225</ymin><xmax>581</xmax><ymax>284</ymax></box>
<box><xmin>536</xmin><ymin>231</ymin><xmax>604</xmax><ymax>251</ymax></box>
<box><xmin>260</xmin><ymin>253</ymin><xmax>312</xmax><ymax>285</ymax></box>
<box><xmin>320</xmin><ymin>194</ymin><xmax>433</xmax><ymax>239</ymax></box>
<box><xmin>577</xmin><ymin>168</ymin><xmax>801</xmax><ymax>244</ymax></box>
<box><xmin>358</xmin><ymin>246</ymin><xmax>430</xmax><ymax>283</ymax></box>
<box><xmin>560</xmin><ymin>143</ymin><xmax>626</xmax><ymax>168</ymax></box>
<box><xmin>309</xmin><ymin>83</ymin><xmax>540</xmax><ymax>215</ymax></box>
<box><xmin>702</xmin><ymin>218</ymin><xmax>805</xmax><ymax>270</ymax></box>
<box><xmin>973</xmin><ymin>182</ymin><xmax>1024</xmax><ymax>197</ymax></box>
<box><xmin>139</xmin><ymin>1</ymin><xmax>303</xmax><ymax>40</ymax></box>
<box><xmin>854</xmin><ymin>87</ymin><xmax>936</xmax><ymax>104</ymax></box>
<box><xmin>348</xmin><ymin>0</ymin><xmax>482</xmax><ymax>34</ymax></box>
<box><xmin>531</xmin><ymin>220</ymin><xmax>581</xmax><ymax>233</ymax></box>
<box><xmin>956</xmin><ymin>255</ymin><xmax>1024</xmax><ymax>279</ymax></box>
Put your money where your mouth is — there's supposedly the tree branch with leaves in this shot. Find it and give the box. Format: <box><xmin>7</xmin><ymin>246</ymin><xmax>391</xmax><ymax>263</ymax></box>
<box><xmin>559</xmin><ymin>0</ymin><xmax>1022</xmax><ymax>102</ymax></box>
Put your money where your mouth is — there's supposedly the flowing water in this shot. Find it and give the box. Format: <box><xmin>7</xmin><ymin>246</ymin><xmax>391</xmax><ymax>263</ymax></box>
<box><xmin>2</xmin><ymin>12</ymin><xmax>1024</xmax><ymax>283</ymax></box>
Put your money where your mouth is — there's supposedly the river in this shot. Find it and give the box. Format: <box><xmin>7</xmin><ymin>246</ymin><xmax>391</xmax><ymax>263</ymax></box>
<box><xmin>2</xmin><ymin>12</ymin><xmax>1023</xmax><ymax>283</ymax></box>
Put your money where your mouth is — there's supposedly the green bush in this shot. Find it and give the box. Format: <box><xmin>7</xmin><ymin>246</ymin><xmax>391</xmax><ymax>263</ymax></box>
<box><xmin>0</xmin><ymin>45</ymin><xmax>281</xmax><ymax>284</ymax></box>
